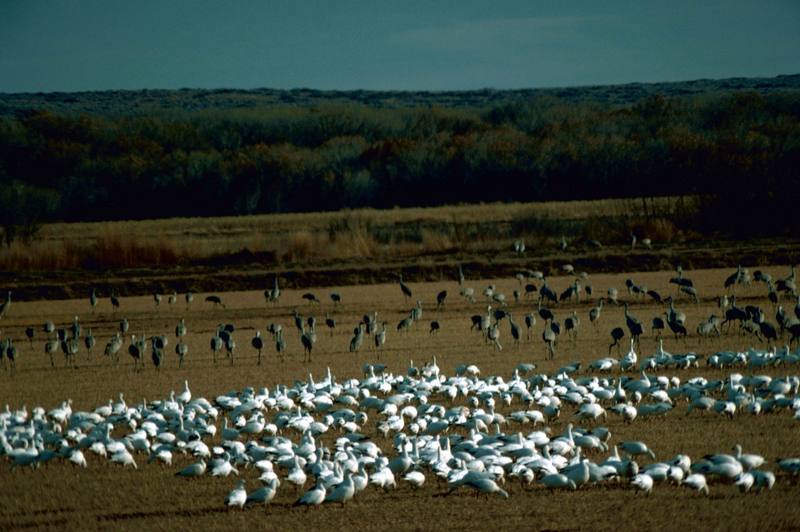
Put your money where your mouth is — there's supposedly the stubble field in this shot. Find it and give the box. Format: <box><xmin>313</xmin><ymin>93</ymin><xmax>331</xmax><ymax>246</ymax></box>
<box><xmin>1</xmin><ymin>265</ymin><xmax>799</xmax><ymax>531</ymax></box>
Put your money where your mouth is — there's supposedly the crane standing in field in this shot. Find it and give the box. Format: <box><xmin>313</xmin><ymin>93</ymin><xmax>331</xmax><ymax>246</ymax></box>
<box><xmin>374</xmin><ymin>321</ymin><xmax>387</xmax><ymax>357</ymax></box>
<box><xmin>0</xmin><ymin>291</ymin><xmax>11</xmax><ymax>319</ymax></box>
<box><xmin>89</xmin><ymin>288</ymin><xmax>98</xmax><ymax>313</ymax></box>
<box><xmin>398</xmin><ymin>274</ymin><xmax>412</xmax><ymax>302</ymax></box>
<box><xmin>252</xmin><ymin>331</ymin><xmax>264</xmax><ymax>365</ymax></box>
<box><xmin>542</xmin><ymin>320</ymin><xmax>557</xmax><ymax>359</ymax></box>
<box><xmin>623</xmin><ymin>303</ymin><xmax>644</xmax><ymax>347</ymax></box>
<box><xmin>264</xmin><ymin>277</ymin><xmax>281</xmax><ymax>305</ymax></box>
<box><xmin>589</xmin><ymin>299</ymin><xmax>604</xmax><ymax>329</ymax></box>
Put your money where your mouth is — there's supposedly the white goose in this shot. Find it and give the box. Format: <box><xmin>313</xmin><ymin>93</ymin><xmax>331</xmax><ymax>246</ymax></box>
<box><xmin>225</xmin><ymin>479</ymin><xmax>247</xmax><ymax>510</ymax></box>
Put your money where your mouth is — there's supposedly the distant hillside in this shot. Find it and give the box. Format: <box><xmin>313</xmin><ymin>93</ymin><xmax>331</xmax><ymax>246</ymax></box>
<box><xmin>1</xmin><ymin>74</ymin><xmax>799</xmax><ymax>116</ymax></box>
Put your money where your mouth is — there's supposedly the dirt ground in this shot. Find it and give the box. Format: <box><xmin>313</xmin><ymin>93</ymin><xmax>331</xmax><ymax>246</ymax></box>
<box><xmin>1</xmin><ymin>265</ymin><xmax>799</xmax><ymax>530</ymax></box>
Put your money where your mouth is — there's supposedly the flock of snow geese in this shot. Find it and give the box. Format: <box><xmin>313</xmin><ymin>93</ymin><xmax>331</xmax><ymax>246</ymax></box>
<box><xmin>2</xmin><ymin>344</ymin><xmax>800</xmax><ymax>510</ymax></box>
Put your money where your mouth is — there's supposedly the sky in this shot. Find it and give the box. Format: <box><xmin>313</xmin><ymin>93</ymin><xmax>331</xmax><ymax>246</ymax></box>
<box><xmin>1</xmin><ymin>0</ymin><xmax>799</xmax><ymax>93</ymax></box>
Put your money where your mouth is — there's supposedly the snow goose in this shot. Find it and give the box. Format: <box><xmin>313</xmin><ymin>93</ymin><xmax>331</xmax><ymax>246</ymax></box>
<box><xmin>225</xmin><ymin>479</ymin><xmax>247</xmax><ymax>510</ymax></box>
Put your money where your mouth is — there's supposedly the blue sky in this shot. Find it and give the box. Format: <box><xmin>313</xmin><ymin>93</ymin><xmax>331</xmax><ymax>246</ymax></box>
<box><xmin>1</xmin><ymin>0</ymin><xmax>798</xmax><ymax>92</ymax></box>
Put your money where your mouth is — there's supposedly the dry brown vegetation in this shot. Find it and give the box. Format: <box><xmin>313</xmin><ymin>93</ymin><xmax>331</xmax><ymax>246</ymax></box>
<box><xmin>1</xmin><ymin>265</ymin><xmax>799</xmax><ymax>530</ymax></box>
<box><xmin>0</xmin><ymin>196</ymin><xmax>696</xmax><ymax>272</ymax></box>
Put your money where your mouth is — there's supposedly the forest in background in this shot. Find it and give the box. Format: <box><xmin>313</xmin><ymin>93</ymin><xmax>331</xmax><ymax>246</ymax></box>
<box><xmin>0</xmin><ymin>74</ymin><xmax>799</xmax><ymax>246</ymax></box>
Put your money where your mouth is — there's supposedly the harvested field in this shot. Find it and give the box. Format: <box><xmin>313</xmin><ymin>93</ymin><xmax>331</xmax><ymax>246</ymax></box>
<box><xmin>1</xmin><ymin>265</ymin><xmax>799</xmax><ymax>530</ymax></box>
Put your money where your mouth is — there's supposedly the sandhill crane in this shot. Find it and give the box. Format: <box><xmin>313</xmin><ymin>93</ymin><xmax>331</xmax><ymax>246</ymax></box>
<box><xmin>696</xmin><ymin>315</ymin><xmax>721</xmax><ymax>339</ymax></box>
<box><xmin>725</xmin><ymin>265</ymin><xmax>743</xmax><ymax>291</ymax></box>
<box><xmin>753</xmin><ymin>270</ymin><xmax>772</xmax><ymax>284</ymax></box>
<box><xmin>757</xmin><ymin>319</ymin><xmax>778</xmax><ymax>343</ymax></box>
<box><xmin>252</xmin><ymin>331</ymin><xmax>264</xmax><ymax>365</ymax></box>
<box><xmin>411</xmin><ymin>300</ymin><xmax>423</xmax><ymax>323</ymax></box>
<box><xmin>666</xmin><ymin>297</ymin><xmax>686</xmax><ymax>326</ymax></box>
<box><xmin>768</xmin><ymin>282</ymin><xmax>779</xmax><ymax>305</ymax></box>
<box><xmin>374</xmin><ymin>322</ymin><xmax>387</xmax><ymax>356</ymax></box>
<box><xmin>559</xmin><ymin>282</ymin><xmax>579</xmax><ymax>303</ymax></box>
<box><xmin>206</xmin><ymin>295</ymin><xmax>225</xmax><ymax>308</ymax></box>
<box><xmin>154</xmin><ymin>293</ymin><xmax>162</xmax><ymax>309</ymax></box>
<box><xmin>70</xmin><ymin>316</ymin><xmax>81</xmax><ymax>340</ymax></box>
<box><xmin>349</xmin><ymin>324</ymin><xmax>364</xmax><ymax>352</ymax></box>
<box><xmin>625</xmin><ymin>278</ymin><xmax>636</xmax><ymax>296</ymax></box>
<box><xmin>301</xmin><ymin>329</ymin><xmax>315</xmax><ymax>362</ymax></box>
<box><xmin>325</xmin><ymin>314</ymin><xmax>336</xmax><ymax>336</ymax></box>
<box><xmin>0</xmin><ymin>291</ymin><xmax>11</xmax><ymax>319</ymax></box>
<box><xmin>330</xmin><ymin>292</ymin><xmax>341</xmax><ymax>306</ymax></box>
<box><xmin>210</xmin><ymin>333</ymin><xmax>223</xmax><ymax>364</ymax></box>
<box><xmin>488</xmin><ymin>323</ymin><xmax>502</xmax><ymax>351</ymax></box>
<box><xmin>5</xmin><ymin>339</ymin><xmax>17</xmax><ymax>374</ymax></box>
<box><xmin>45</xmin><ymin>338</ymin><xmax>59</xmax><ymax>367</ymax></box>
<box><xmin>436</xmin><ymin>290</ymin><xmax>447</xmax><ymax>309</ymax></box>
<box><xmin>103</xmin><ymin>332</ymin><xmax>122</xmax><ymax>364</ymax></box>
<box><xmin>539</xmin><ymin>282</ymin><xmax>557</xmax><ymax>305</ymax></box>
<box><xmin>363</xmin><ymin>311</ymin><xmax>377</xmax><ymax>335</ymax></box>
<box><xmin>589</xmin><ymin>299</ymin><xmax>604</xmax><ymax>328</ymax></box>
<box><xmin>542</xmin><ymin>321</ymin><xmax>556</xmax><ymax>359</ymax></box>
<box><xmin>537</xmin><ymin>303</ymin><xmax>554</xmax><ymax>323</ymax></box>
<box><xmin>651</xmin><ymin>317</ymin><xmax>665</xmax><ymax>339</ymax></box>
<box><xmin>665</xmin><ymin>313</ymin><xmax>688</xmax><ymax>340</ymax></box>
<box><xmin>84</xmin><ymin>328</ymin><xmax>95</xmax><ymax>357</ymax></box>
<box><xmin>293</xmin><ymin>310</ymin><xmax>305</xmax><ymax>334</ymax></box>
<box><xmin>646</xmin><ymin>289</ymin><xmax>663</xmax><ymax>304</ymax></box>
<box><xmin>460</xmin><ymin>286</ymin><xmax>476</xmax><ymax>303</ymax></box>
<box><xmin>524</xmin><ymin>313</ymin><xmax>536</xmax><ymax>340</ymax></box>
<box><xmin>609</xmin><ymin>327</ymin><xmax>625</xmax><ymax>354</ymax></box>
<box><xmin>110</xmin><ymin>289</ymin><xmax>120</xmax><ymax>312</ymax></box>
<box><xmin>623</xmin><ymin>303</ymin><xmax>644</xmax><ymax>346</ymax></box>
<box><xmin>151</xmin><ymin>346</ymin><xmax>163</xmax><ymax>371</ymax></box>
<box><xmin>128</xmin><ymin>335</ymin><xmax>143</xmax><ymax>371</ymax></box>
<box><xmin>168</xmin><ymin>291</ymin><xmax>177</xmax><ymax>306</ymax></box>
<box><xmin>524</xmin><ymin>283</ymin><xmax>538</xmax><ymax>299</ymax></box>
<box><xmin>302</xmin><ymin>292</ymin><xmax>320</xmax><ymax>305</ymax></box>
<box><xmin>264</xmin><ymin>277</ymin><xmax>281</xmax><ymax>305</ymax></box>
<box><xmin>275</xmin><ymin>329</ymin><xmax>286</xmax><ymax>360</ymax></box>
<box><xmin>89</xmin><ymin>288</ymin><xmax>98</xmax><ymax>313</ymax></box>
<box><xmin>62</xmin><ymin>338</ymin><xmax>79</xmax><ymax>368</ymax></box>
<box><xmin>507</xmin><ymin>312</ymin><xmax>521</xmax><ymax>346</ymax></box>
<box><xmin>224</xmin><ymin>331</ymin><xmax>236</xmax><ymax>365</ymax></box>
<box><xmin>669</xmin><ymin>265</ymin><xmax>694</xmax><ymax>289</ymax></box>
<box><xmin>564</xmin><ymin>311</ymin><xmax>580</xmax><ymax>342</ymax></box>
<box><xmin>680</xmin><ymin>285</ymin><xmax>699</xmax><ymax>303</ymax></box>
<box><xmin>720</xmin><ymin>295</ymin><xmax>747</xmax><ymax>333</ymax></box>
<box><xmin>398</xmin><ymin>274</ymin><xmax>412</xmax><ymax>302</ymax></box>
<box><xmin>175</xmin><ymin>318</ymin><xmax>187</xmax><ymax>339</ymax></box>
<box><xmin>777</xmin><ymin>265</ymin><xmax>797</xmax><ymax>294</ymax></box>
<box><xmin>175</xmin><ymin>341</ymin><xmax>188</xmax><ymax>367</ymax></box>
<box><xmin>607</xmin><ymin>287</ymin><xmax>619</xmax><ymax>305</ymax></box>
<box><xmin>397</xmin><ymin>315</ymin><xmax>413</xmax><ymax>334</ymax></box>
<box><xmin>429</xmin><ymin>321</ymin><xmax>440</xmax><ymax>334</ymax></box>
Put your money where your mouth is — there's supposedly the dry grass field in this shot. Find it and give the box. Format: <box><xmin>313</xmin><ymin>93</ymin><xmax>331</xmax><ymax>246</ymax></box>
<box><xmin>1</xmin><ymin>265</ymin><xmax>799</xmax><ymax>530</ymax></box>
<box><xmin>1</xmin><ymin>196</ymin><xmax>694</xmax><ymax>272</ymax></box>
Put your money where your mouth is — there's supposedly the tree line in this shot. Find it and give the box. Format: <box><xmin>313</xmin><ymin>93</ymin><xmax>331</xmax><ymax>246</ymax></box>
<box><xmin>0</xmin><ymin>90</ymin><xmax>799</xmax><ymax>243</ymax></box>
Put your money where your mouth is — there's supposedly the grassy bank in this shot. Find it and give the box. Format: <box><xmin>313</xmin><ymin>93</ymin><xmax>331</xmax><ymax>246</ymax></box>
<box><xmin>0</xmin><ymin>196</ymin><xmax>697</xmax><ymax>272</ymax></box>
